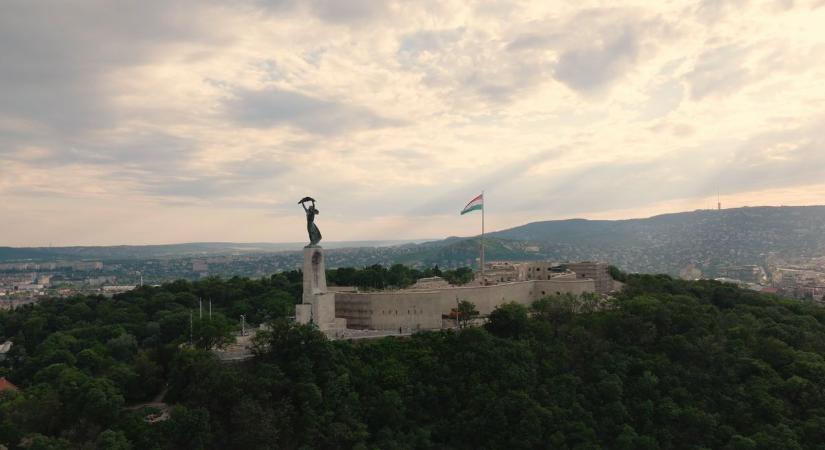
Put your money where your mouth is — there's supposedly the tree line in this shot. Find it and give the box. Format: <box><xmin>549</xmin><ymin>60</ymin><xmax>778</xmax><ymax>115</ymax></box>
<box><xmin>326</xmin><ymin>264</ymin><xmax>474</xmax><ymax>290</ymax></box>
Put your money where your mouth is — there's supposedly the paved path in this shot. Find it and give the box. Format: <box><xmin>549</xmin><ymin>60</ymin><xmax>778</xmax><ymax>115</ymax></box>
<box><xmin>124</xmin><ymin>386</ymin><xmax>168</xmax><ymax>411</ymax></box>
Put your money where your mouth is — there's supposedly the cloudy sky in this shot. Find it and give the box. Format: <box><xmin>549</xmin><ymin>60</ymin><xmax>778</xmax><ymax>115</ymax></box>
<box><xmin>2</xmin><ymin>0</ymin><xmax>825</xmax><ymax>246</ymax></box>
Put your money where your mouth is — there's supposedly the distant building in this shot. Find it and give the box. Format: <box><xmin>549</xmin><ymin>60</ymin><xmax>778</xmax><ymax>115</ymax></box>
<box><xmin>0</xmin><ymin>377</ymin><xmax>18</xmax><ymax>393</ymax></box>
<box><xmin>718</xmin><ymin>265</ymin><xmax>766</xmax><ymax>284</ymax></box>
<box><xmin>772</xmin><ymin>267</ymin><xmax>825</xmax><ymax>299</ymax></box>
<box><xmin>101</xmin><ymin>285</ymin><xmax>137</xmax><ymax>297</ymax></box>
<box><xmin>563</xmin><ymin>262</ymin><xmax>614</xmax><ymax>295</ymax></box>
<box><xmin>0</xmin><ymin>341</ymin><xmax>12</xmax><ymax>361</ymax></box>
<box><xmin>409</xmin><ymin>277</ymin><xmax>451</xmax><ymax>290</ymax></box>
<box><xmin>13</xmin><ymin>284</ymin><xmax>44</xmax><ymax>292</ymax></box>
<box><xmin>478</xmin><ymin>261</ymin><xmax>614</xmax><ymax>294</ymax></box>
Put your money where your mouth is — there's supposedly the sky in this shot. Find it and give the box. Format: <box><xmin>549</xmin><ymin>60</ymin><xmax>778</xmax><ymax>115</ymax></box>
<box><xmin>2</xmin><ymin>0</ymin><xmax>825</xmax><ymax>246</ymax></box>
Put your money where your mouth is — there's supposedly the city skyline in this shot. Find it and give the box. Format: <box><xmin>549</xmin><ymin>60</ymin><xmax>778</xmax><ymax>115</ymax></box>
<box><xmin>3</xmin><ymin>1</ymin><xmax>825</xmax><ymax>246</ymax></box>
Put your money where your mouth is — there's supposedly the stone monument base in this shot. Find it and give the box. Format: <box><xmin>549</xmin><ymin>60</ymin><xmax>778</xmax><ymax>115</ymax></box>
<box><xmin>295</xmin><ymin>245</ymin><xmax>346</xmax><ymax>337</ymax></box>
<box><xmin>295</xmin><ymin>304</ymin><xmax>312</xmax><ymax>325</ymax></box>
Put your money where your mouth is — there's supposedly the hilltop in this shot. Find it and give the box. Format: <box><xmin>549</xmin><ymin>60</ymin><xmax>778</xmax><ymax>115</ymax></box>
<box><xmin>393</xmin><ymin>206</ymin><xmax>825</xmax><ymax>276</ymax></box>
<box><xmin>3</xmin><ymin>271</ymin><xmax>825</xmax><ymax>448</ymax></box>
<box><xmin>3</xmin><ymin>206</ymin><xmax>825</xmax><ymax>279</ymax></box>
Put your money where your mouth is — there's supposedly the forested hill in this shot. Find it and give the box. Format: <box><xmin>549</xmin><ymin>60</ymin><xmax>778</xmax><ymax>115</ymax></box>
<box><xmin>3</xmin><ymin>274</ymin><xmax>825</xmax><ymax>448</ymax></box>
<box><xmin>493</xmin><ymin>205</ymin><xmax>825</xmax><ymax>244</ymax></box>
<box><xmin>4</xmin><ymin>206</ymin><xmax>825</xmax><ymax>278</ymax></box>
<box><xmin>397</xmin><ymin>205</ymin><xmax>825</xmax><ymax>276</ymax></box>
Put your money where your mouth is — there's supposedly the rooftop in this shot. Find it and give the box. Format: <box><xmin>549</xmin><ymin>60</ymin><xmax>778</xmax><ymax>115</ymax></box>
<box><xmin>0</xmin><ymin>378</ymin><xmax>19</xmax><ymax>392</ymax></box>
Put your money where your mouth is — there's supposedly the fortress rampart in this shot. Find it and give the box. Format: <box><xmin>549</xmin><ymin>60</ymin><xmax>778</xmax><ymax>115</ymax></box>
<box><xmin>335</xmin><ymin>278</ymin><xmax>595</xmax><ymax>331</ymax></box>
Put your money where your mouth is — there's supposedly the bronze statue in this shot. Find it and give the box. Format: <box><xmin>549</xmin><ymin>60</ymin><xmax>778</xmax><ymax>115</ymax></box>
<box><xmin>299</xmin><ymin>197</ymin><xmax>322</xmax><ymax>246</ymax></box>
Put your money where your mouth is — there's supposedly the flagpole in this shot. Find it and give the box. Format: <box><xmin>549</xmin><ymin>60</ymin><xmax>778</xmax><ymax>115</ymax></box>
<box><xmin>481</xmin><ymin>191</ymin><xmax>485</xmax><ymax>282</ymax></box>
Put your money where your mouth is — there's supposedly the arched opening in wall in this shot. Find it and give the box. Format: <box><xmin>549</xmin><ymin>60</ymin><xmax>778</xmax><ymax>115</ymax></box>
<box><xmin>556</xmin><ymin>292</ymin><xmax>561</xmax><ymax>295</ymax></box>
<box><xmin>541</xmin><ymin>291</ymin><xmax>546</xmax><ymax>296</ymax></box>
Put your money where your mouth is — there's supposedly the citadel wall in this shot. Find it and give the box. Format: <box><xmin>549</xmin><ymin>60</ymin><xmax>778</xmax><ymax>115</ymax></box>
<box><xmin>335</xmin><ymin>278</ymin><xmax>595</xmax><ymax>331</ymax></box>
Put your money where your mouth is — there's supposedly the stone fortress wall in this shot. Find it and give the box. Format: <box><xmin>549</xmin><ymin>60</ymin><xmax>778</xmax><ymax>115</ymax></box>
<box><xmin>296</xmin><ymin>246</ymin><xmax>611</xmax><ymax>334</ymax></box>
<box><xmin>335</xmin><ymin>270</ymin><xmax>599</xmax><ymax>331</ymax></box>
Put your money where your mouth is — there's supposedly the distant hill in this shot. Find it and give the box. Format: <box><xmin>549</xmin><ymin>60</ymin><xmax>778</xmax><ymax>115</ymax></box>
<box><xmin>4</xmin><ymin>206</ymin><xmax>825</xmax><ymax>278</ymax></box>
<box><xmin>393</xmin><ymin>206</ymin><xmax>825</xmax><ymax>276</ymax></box>
<box><xmin>0</xmin><ymin>240</ymin><xmax>432</xmax><ymax>262</ymax></box>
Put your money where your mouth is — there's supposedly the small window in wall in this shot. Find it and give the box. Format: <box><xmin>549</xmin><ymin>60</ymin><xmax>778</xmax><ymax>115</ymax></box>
<box><xmin>542</xmin><ymin>291</ymin><xmax>546</xmax><ymax>295</ymax></box>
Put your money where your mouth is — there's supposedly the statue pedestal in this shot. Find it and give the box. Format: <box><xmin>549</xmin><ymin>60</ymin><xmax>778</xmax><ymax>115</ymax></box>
<box><xmin>302</xmin><ymin>246</ymin><xmax>327</xmax><ymax>299</ymax></box>
<box><xmin>295</xmin><ymin>246</ymin><xmax>346</xmax><ymax>336</ymax></box>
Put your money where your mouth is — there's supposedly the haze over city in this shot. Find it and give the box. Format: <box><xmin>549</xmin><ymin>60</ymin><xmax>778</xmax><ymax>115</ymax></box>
<box><xmin>2</xmin><ymin>0</ymin><xmax>825</xmax><ymax>246</ymax></box>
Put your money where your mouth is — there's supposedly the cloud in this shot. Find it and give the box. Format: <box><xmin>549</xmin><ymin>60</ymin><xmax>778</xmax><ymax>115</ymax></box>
<box><xmin>723</xmin><ymin>119</ymin><xmax>825</xmax><ymax>191</ymax></box>
<box><xmin>0</xmin><ymin>1</ymin><xmax>213</xmax><ymax>134</ymax></box>
<box><xmin>0</xmin><ymin>130</ymin><xmax>197</xmax><ymax>175</ymax></box>
<box><xmin>694</xmin><ymin>0</ymin><xmax>750</xmax><ymax>23</ymax></box>
<box><xmin>553</xmin><ymin>27</ymin><xmax>641</xmax><ymax>92</ymax></box>
<box><xmin>685</xmin><ymin>45</ymin><xmax>751</xmax><ymax>99</ymax></box>
<box><xmin>2</xmin><ymin>1</ymin><xmax>825</xmax><ymax>245</ymax></box>
<box><xmin>224</xmin><ymin>87</ymin><xmax>404</xmax><ymax>135</ymax></box>
<box><xmin>502</xmin><ymin>118</ymin><xmax>825</xmax><ymax>217</ymax></box>
<box><xmin>639</xmin><ymin>80</ymin><xmax>685</xmax><ymax>120</ymax></box>
<box><xmin>394</xmin><ymin>9</ymin><xmax>672</xmax><ymax>103</ymax></box>
<box><xmin>396</xmin><ymin>28</ymin><xmax>553</xmax><ymax>104</ymax></box>
<box><xmin>254</xmin><ymin>0</ymin><xmax>389</xmax><ymax>24</ymax></box>
<box><xmin>504</xmin><ymin>8</ymin><xmax>672</xmax><ymax>94</ymax></box>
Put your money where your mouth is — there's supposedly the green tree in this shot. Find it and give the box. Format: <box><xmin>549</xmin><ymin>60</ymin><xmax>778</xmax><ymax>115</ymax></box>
<box><xmin>455</xmin><ymin>300</ymin><xmax>479</xmax><ymax>329</ymax></box>
<box><xmin>162</xmin><ymin>406</ymin><xmax>211</xmax><ymax>450</ymax></box>
<box><xmin>485</xmin><ymin>302</ymin><xmax>529</xmax><ymax>338</ymax></box>
<box><xmin>96</xmin><ymin>429</ymin><xmax>132</xmax><ymax>450</ymax></box>
<box><xmin>21</xmin><ymin>433</ymin><xmax>74</xmax><ymax>450</ymax></box>
<box><xmin>106</xmin><ymin>334</ymin><xmax>138</xmax><ymax>361</ymax></box>
<box><xmin>442</xmin><ymin>267</ymin><xmax>474</xmax><ymax>285</ymax></box>
<box><xmin>192</xmin><ymin>313</ymin><xmax>234</xmax><ymax>350</ymax></box>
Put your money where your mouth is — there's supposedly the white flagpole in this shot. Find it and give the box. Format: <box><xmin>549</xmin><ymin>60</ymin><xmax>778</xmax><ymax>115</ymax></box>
<box><xmin>481</xmin><ymin>191</ymin><xmax>485</xmax><ymax>282</ymax></box>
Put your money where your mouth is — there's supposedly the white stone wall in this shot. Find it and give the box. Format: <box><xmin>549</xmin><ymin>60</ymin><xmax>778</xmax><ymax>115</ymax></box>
<box><xmin>335</xmin><ymin>278</ymin><xmax>595</xmax><ymax>331</ymax></box>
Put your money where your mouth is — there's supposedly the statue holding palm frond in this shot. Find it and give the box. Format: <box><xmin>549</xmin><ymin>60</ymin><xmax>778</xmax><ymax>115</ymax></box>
<box><xmin>298</xmin><ymin>197</ymin><xmax>322</xmax><ymax>247</ymax></box>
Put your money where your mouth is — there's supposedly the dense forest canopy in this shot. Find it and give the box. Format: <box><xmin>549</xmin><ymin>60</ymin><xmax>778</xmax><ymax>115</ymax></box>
<box><xmin>2</xmin><ymin>268</ymin><xmax>825</xmax><ymax>448</ymax></box>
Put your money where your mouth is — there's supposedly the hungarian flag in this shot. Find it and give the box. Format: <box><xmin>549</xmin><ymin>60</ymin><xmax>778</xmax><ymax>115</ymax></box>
<box><xmin>460</xmin><ymin>193</ymin><xmax>483</xmax><ymax>215</ymax></box>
